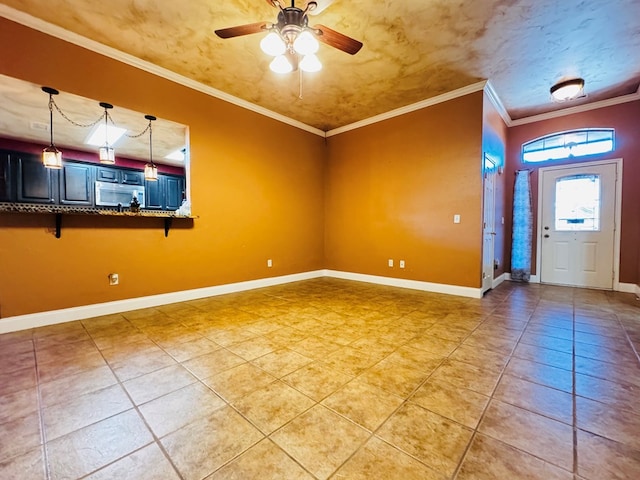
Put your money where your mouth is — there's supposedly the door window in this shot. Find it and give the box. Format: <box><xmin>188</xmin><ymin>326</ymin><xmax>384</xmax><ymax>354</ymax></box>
<box><xmin>554</xmin><ymin>174</ymin><xmax>600</xmax><ymax>231</ymax></box>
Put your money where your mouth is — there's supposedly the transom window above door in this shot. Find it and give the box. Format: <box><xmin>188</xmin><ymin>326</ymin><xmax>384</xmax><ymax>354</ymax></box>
<box><xmin>523</xmin><ymin>129</ymin><xmax>614</xmax><ymax>163</ymax></box>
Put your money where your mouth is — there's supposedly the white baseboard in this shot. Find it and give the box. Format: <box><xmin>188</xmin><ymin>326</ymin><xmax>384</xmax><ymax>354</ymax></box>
<box><xmin>0</xmin><ymin>270</ymin><xmax>325</xmax><ymax>334</ymax></box>
<box><xmin>616</xmin><ymin>282</ymin><xmax>637</xmax><ymax>294</ymax></box>
<box><xmin>492</xmin><ymin>273</ymin><xmax>506</xmax><ymax>289</ymax></box>
<box><xmin>324</xmin><ymin>270</ymin><xmax>483</xmax><ymax>299</ymax></box>
<box><xmin>503</xmin><ymin>272</ymin><xmax>539</xmax><ymax>283</ymax></box>
<box><xmin>636</xmin><ymin>284</ymin><xmax>640</xmax><ymax>298</ymax></box>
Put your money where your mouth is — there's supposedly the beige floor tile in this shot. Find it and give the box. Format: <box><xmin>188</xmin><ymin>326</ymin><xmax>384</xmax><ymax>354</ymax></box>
<box><xmin>271</xmin><ymin>405</ymin><xmax>370</xmax><ymax>480</ymax></box>
<box><xmin>203</xmin><ymin>363</ymin><xmax>277</xmax><ymax>403</ymax></box>
<box><xmin>494</xmin><ymin>375</ymin><xmax>573</xmax><ymax>425</ymax></box>
<box><xmin>262</xmin><ymin>326</ymin><xmax>309</xmax><ymax>346</ymax></box>
<box><xmin>0</xmin><ymin>410</ymin><xmax>42</xmax><ymax>462</ymax></box>
<box><xmin>123</xmin><ymin>364</ymin><xmax>197</xmax><ymax>405</ymax></box>
<box><xmin>233</xmin><ymin>380</ymin><xmax>315</xmax><ymax>434</ymax></box>
<box><xmin>37</xmin><ymin>350</ymin><xmax>107</xmax><ymax>384</ymax></box>
<box><xmin>99</xmin><ymin>339</ymin><xmax>162</xmax><ymax>363</ymax></box>
<box><xmin>503</xmin><ymin>357</ymin><xmax>573</xmax><ymax>393</ymax></box>
<box><xmin>0</xmin><ymin>387</ymin><xmax>38</xmax><ymax>424</ymax></box>
<box><xmin>410</xmin><ymin>378</ymin><xmax>490</xmax><ymax>428</ymax></box>
<box><xmin>288</xmin><ymin>335</ymin><xmax>343</xmax><ymax>359</ymax></box>
<box><xmin>448</xmin><ymin>344</ymin><xmax>511</xmax><ymax>372</ymax></box>
<box><xmin>334</xmin><ymin>436</ymin><xmax>446</xmax><ymax>479</ymax></box>
<box><xmin>85</xmin><ymin>443</ymin><xmax>180</xmax><ymax>480</ymax></box>
<box><xmin>0</xmin><ymin>341</ymin><xmax>35</xmax><ymax>373</ymax></box>
<box><xmin>35</xmin><ymin>338</ymin><xmax>100</xmax><ymax>365</ymax></box>
<box><xmin>138</xmin><ymin>382</ymin><xmax>226</xmax><ymax>437</ymax></box>
<box><xmin>162</xmin><ymin>405</ymin><xmax>263</xmax><ymax>480</ymax></box>
<box><xmin>39</xmin><ymin>365</ymin><xmax>118</xmax><ymax>408</ymax></box>
<box><xmin>0</xmin><ymin>365</ymin><xmax>37</xmax><ymax>397</ymax></box>
<box><xmin>108</xmin><ymin>349</ymin><xmax>177</xmax><ymax>382</ymax></box>
<box><xmin>47</xmin><ymin>409</ymin><xmax>153</xmax><ymax>480</ymax></box>
<box><xmin>162</xmin><ymin>336</ymin><xmax>220</xmax><ymax>362</ymax></box>
<box><xmin>403</xmin><ymin>336</ymin><xmax>459</xmax><ymax>357</ymax></box>
<box><xmin>576</xmin><ymin>372</ymin><xmax>640</xmax><ymax>415</ymax></box>
<box><xmin>376</xmin><ymin>402</ymin><xmax>473</xmax><ymax>477</ymax></box>
<box><xmin>320</xmin><ymin>346</ymin><xmax>383</xmax><ymax>376</ymax></box>
<box><xmin>226</xmin><ymin>336</ymin><xmax>281</xmax><ymax>361</ymax></box>
<box><xmin>429</xmin><ymin>359</ymin><xmax>501</xmax><ymax>396</ymax></box>
<box><xmin>511</xmin><ymin>342</ymin><xmax>573</xmax><ymax>370</ymax></box>
<box><xmin>575</xmin><ymin>355</ymin><xmax>640</xmax><ymax>388</ymax></box>
<box><xmin>322</xmin><ymin>378</ymin><xmax>404</xmax><ymax>431</ymax></box>
<box><xmin>479</xmin><ymin>400</ymin><xmax>574</xmax><ymax>471</ymax></box>
<box><xmin>358</xmin><ymin>359</ymin><xmax>429</xmax><ymax>398</ymax></box>
<box><xmin>43</xmin><ymin>384</ymin><xmax>133</xmax><ymax>441</ymax></box>
<box><xmin>457</xmin><ymin>433</ymin><xmax>574</xmax><ymax>480</ymax></box>
<box><xmin>576</xmin><ymin>395</ymin><xmax>640</xmax><ymax>451</ymax></box>
<box><xmin>283</xmin><ymin>361</ymin><xmax>353</xmax><ymax>401</ymax></box>
<box><xmin>577</xmin><ymin>428</ymin><xmax>640</xmax><ymax>480</ymax></box>
<box><xmin>181</xmin><ymin>348</ymin><xmax>246</xmax><ymax>379</ymax></box>
<box><xmin>203</xmin><ymin>327</ymin><xmax>257</xmax><ymax>347</ymax></box>
<box><xmin>384</xmin><ymin>345</ymin><xmax>444</xmax><ymax>372</ymax></box>
<box><xmin>0</xmin><ymin>446</ymin><xmax>46</xmax><ymax>480</ymax></box>
<box><xmin>250</xmin><ymin>348</ymin><xmax>313</xmax><ymax>377</ymax></box>
<box><xmin>206</xmin><ymin>439</ymin><xmax>314</xmax><ymax>479</ymax></box>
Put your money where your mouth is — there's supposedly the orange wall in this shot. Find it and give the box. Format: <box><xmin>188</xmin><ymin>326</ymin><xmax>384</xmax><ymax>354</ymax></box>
<box><xmin>505</xmin><ymin>100</ymin><xmax>640</xmax><ymax>284</ymax></box>
<box><xmin>482</xmin><ymin>94</ymin><xmax>508</xmax><ymax>277</ymax></box>
<box><xmin>324</xmin><ymin>92</ymin><xmax>485</xmax><ymax>288</ymax></box>
<box><xmin>0</xmin><ymin>19</ymin><xmax>326</xmax><ymax>318</ymax></box>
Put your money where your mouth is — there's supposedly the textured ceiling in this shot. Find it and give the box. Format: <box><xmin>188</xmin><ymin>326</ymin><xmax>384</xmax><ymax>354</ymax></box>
<box><xmin>1</xmin><ymin>0</ymin><xmax>640</xmax><ymax>132</ymax></box>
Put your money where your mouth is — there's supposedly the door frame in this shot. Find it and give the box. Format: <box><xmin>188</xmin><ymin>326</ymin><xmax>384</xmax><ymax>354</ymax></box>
<box><xmin>482</xmin><ymin>153</ymin><xmax>498</xmax><ymax>294</ymax></box>
<box><xmin>535</xmin><ymin>158</ymin><xmax>623</xmax><ymax>289</ymax></box>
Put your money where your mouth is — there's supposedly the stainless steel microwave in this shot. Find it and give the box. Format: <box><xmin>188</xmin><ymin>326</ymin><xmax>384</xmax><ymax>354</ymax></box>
<box><xmin>95</xmin><ymin>181</ymin><xmax>146</xmax><ymax>208</ymax></box>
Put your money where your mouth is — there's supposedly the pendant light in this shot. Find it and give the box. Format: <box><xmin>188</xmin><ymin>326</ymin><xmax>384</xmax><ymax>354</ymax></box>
<box><xmin>41</xmin><ymin>87</ymin><xmax>62</xmax><ymax>169</ymax></box>
<box><xmin>98</xmin><ymin>102</ymin><xmax>115</xmax><ymax>164</ymax></box>
<box><xmin>144</xmin><ymin>114</ymin><xmax>158</xmax><ymax>181</ymax></box>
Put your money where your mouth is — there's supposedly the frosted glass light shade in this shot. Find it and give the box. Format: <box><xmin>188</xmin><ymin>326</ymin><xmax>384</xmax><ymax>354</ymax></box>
<box><xmin>270</xmin><ymin>55</ymin><xmax>293</xmax><ymax>74</ymax></box>
<box><xmin>99</xmin><ymin>145</ymin><xmax>115</xmax><ymax>164</ymax></box>
<box><xmin>260</xmin><ymin>32</ymin><xmax>286</xmax><ymax>56</ymax></box>
<box><xmin>550</xmin><ymin>79</ymin><xmax>585</xmax><ymax>102</ymax></box>
<box><xmin>300</xmin><ymin>54</ymin><xmax>322</xmax><ymax>72</ymax></box>
<box><xmin>293</xmin><ymin>30</ymin><xmax>319</xmax><ymax>55</ymax></box>
<box><xmin>42</xmin><ymin>145</ymin><xmax>62</xmax><ymax>169</ymax></box>
<box><xmin>144</xmin><ymin>163</ymin><xmax>158</xmax><ymax>181</ymax></box>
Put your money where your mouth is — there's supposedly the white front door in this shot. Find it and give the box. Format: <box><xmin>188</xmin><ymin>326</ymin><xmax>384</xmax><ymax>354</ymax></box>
<box><xmin>482</xmin><ymin>155</ymin><xmax>497</xmax><ymax>294</ymax></box>
<box><xmin>540</xmin><ymin>161</ymin><xmax>618</xmax><ymax>289</ymax></box>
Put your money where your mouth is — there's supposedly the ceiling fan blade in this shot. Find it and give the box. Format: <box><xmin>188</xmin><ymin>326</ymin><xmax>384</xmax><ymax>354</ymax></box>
<box><xmin>307</xmin><ymin>0</ymin><xmax>335</xmax><ymax>15</ymax></box>
<box><xmin>215</xmin><ymin>22</ymin><xmax>268</xmax><ymax>39</ymax></box>
<box><xmin>313</xmin><ymin>24</ymin><xmax>362</xmax><ymax>55</ymax></box>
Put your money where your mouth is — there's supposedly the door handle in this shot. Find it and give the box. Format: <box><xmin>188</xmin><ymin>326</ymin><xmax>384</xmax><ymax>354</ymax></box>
<box><xmin>544</xmin><ymin>234</ymin><xmax>550</xmax><ymax>238</ymax></box>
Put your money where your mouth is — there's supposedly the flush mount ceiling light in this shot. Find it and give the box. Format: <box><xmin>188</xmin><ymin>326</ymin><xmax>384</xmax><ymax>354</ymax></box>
<box><xmin>215</xmin><ymin>0</ymin><xmax>362</xmax><ymax>74</ymax></box>
<box><xmin>550</xmin><ymin>78</ymin><xmax>585</xmax><ymax>102</ymax></box>
<box><xmin>41</xmin><ymin>87</ymin><xmax>62</xmax><ymax>169</ymax></box>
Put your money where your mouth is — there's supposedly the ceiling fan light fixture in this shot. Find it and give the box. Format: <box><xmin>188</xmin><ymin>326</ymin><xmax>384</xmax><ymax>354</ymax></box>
<box><xmin>293</xmin><ymin>30</ymin><xmax>319</xmax><ymax>55</ymax></box>
<box><xmin>270</xmin><ymin>55</ymin><xmax>293</xmax><ymax>74</ymax></box>
<box><xmin>300</xmin><ymin>53</ymin><xmax>322</xmax><ymax>72</ymax></box>
<box><xmin>550</xmin><ymin>78</ymin><xmax>585</xmax><ymax>102</ymax></box>
<box><xmin>260</xmin><ymin>31</ymin><xmax>286</xmax><ymax>56</ymax></box>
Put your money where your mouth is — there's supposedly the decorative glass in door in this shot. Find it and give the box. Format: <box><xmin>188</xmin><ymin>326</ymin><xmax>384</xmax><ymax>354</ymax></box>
<box><xmin>554</xmin><ymin>174</ymin><xmax>600</xmax><ymax>231</ymax></box>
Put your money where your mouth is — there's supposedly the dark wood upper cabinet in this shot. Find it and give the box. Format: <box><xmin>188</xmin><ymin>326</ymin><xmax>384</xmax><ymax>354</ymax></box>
<box><xmin>0</xmin><ymin>151</ymin><xmax>12</xmax><ymax>202</ymax></box>
<box><xmin>16</xmin><ymin>152</ymin><xmax>58</xmax><ymax>204</ymax></box>
<box><xmin>59</xmin><ymin>163</ymin><xmax>93</xmax><ymax>205</ymax></box>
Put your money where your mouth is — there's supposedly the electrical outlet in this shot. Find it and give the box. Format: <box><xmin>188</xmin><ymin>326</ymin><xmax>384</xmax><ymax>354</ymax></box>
<box><xmin>399</xmin><ymin>260</ymin><xmax>405</xmax><ymax>269</ymax></box>
<box><xmin>453</xmin><ymin>214</ymin><xmax>461</xmax><ymax>224</ymax></box>
<box><xmin>388</xmin><ymin>259</ymin><xmax>394</xmax><ymax>267</ymax></box>
<box><xmin>267</xmin><ymin>259</ymin><xmax>273</xmax><ymax>268</ymax></box>
<box><xmin>108</xmin><ymin>273</ymin><xmax>119</xmax><ymax>286</ymax></box>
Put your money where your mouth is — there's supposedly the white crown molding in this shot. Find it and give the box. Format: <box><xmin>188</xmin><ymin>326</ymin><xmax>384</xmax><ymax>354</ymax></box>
<box><xmin>325</xmin><ymin>81</ymin><xmax>488</xmax><ymax>137</ymax></box>
<box><xmin>484</xmin><ymin>80</ymin><xmax>512</xmax><ymax>126</ymax></box>
<box><xmin>0</xmin><ymin>5</ymin><xmax>326</xmax><ymax>138</ymax></box>
<box><xmin>510</xmin><ymin>91</ymin><xmax>640</xmax><ymax>127</ymax></box>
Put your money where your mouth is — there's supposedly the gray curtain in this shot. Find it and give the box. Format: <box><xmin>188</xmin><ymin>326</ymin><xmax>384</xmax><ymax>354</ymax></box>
<box><xmin>511</xmin><ymin>170</ymin><xmax>532</xmax><ymax>281</ymax></box>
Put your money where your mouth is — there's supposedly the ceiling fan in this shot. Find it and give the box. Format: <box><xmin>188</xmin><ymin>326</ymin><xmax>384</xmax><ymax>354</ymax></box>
<box><xmin>215</xmin><ymin>0</ymin><xmax>363</xmax><ymax>73</ymax></box>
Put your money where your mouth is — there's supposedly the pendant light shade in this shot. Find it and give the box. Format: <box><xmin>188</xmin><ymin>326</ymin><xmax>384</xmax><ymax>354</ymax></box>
<box><xmin>98</xmin><ymin>102</ymin><xmax>116</xmax><ymax>164</ymax></box>
<box><xmin>270</xmin><ymin>55</ymin><xmax>293</xmax><ymax>74</ymax></box>
<box><xmin>144</xmin><ymin>114</ymin><xmax>158</xmax><ymax>181</ymax></box>
<box><xmin>300</xmin><ymin>53</ymin><xmax>322</xmax><ymax>72</ymax></box>
<box><xmin>293</xmin><ymin>30</ymin><xmax>319</xmax><ymax>55</ymax></box>
<box><xmin>42</xmin><ymin>87</ymin><xmax>62</xmax><ymax>169</ymax></box>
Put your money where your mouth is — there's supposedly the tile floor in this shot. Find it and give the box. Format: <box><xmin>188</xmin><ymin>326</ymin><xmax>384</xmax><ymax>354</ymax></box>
<box><xmin>1</xmin><ymin>278</ymin><xmax>640</xmax><ymax>479</ymax></box>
